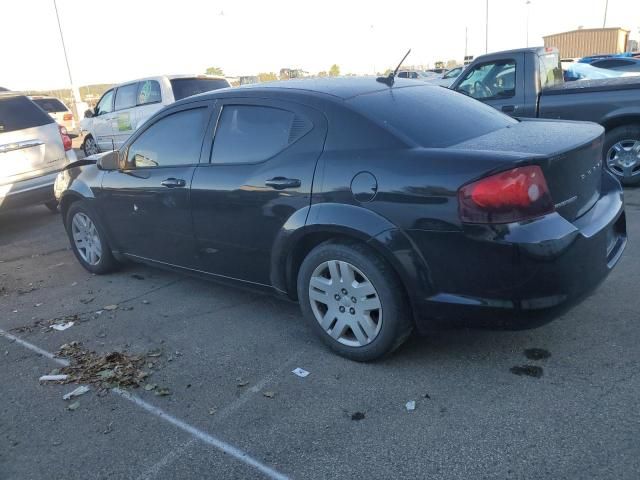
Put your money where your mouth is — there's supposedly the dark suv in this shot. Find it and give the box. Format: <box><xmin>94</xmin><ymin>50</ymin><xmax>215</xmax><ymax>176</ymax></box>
<box><xmin>55</xmin><ymin>78</ymin><xmax>626</xmax><ymax>361</ymax></box>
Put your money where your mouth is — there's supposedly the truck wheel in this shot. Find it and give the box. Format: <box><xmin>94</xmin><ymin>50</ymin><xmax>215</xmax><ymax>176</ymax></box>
<box><xmin>297</xmin><ymin>241</ymin><xmax>413</xmax><ymax>362</ymax></box>
<box><xmin>83</xmin><ymin>135</ymin><xmax>99</xmax><ymax>156</ymax></box>
<box><xmin>603</xmin><ymin>125</ymin><xmax>640</xmax><ymax>186</ymax></box>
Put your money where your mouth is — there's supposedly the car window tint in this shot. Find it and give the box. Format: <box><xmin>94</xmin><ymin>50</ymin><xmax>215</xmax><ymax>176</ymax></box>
<box><xmin>538</xmin><ymin>53</ymin><xmax>563</xmax><ymax>89</ymax></box>
<box><xmin>169</xmin><ymin>78</ymin><xmax>230</xmax><ymax>101</ymax></box>
<box><xmin>137</xmin><ymin>80</ymin><xmax>162</xmax><ymax>105</ymax></box>
<box><xmin>96</xmin><ymin>90</ymin><xmax>114</xmax><ymax>115</ymax></box>
<box><xmin>211</xmin><ymin>105</ymin><xmax>294</xmax><ymax>164</ymax></box>
<box><xmin>593</xmin><ymin>59</ymin><xmax>633</xmax><ymax>68</ymax></box>
<box><xmin>456</xmin><ymin>60</ymin><xmax>516</xmax><ymax>99</ymax></box>
<box><xmin>32</xmin><ymin>98</ymin><xmax>68</xmax><ymax>113</ymax></box>
<box><xmin>0</xmin><ymin>95</ymin><xmax>54</xmax><ymax>133</ymax></box>
<box><xmin>115</xmin><ymin>84</ymin><xmax>138</xmax><ymax>110</ymax></box>
<box><xmin>348</xmin><ymin>85</ymin><xmax>516</xmax><ymax>148</ymax></box>
<box><xmin>126</xmin><ymin>108</ymin><xmax>208</xmax><ymax>168</ymax></box>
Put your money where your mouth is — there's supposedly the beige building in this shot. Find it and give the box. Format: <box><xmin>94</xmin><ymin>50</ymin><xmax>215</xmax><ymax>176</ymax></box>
<box><xmin>543</xmin><ymin>27</ymin><xmax>630</xmax><ymax>59</ymax></box>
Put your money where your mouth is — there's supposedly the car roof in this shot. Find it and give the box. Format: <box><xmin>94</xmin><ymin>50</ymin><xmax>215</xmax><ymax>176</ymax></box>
<box><xmin>112</xmin><ymin>74</ymin><xmax>227</xmax><ymax>88</ymax></box>
<box><xmin>207</xmin><ymin>76</ymin><xmax>435</xmax><ymax>100</ymax></box>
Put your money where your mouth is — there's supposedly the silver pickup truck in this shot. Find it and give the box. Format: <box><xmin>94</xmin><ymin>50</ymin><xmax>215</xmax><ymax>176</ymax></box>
<box><xmin>450</xmin><ymin>47</ymin><xmax>640</xmax><ymax>185</ymax></box>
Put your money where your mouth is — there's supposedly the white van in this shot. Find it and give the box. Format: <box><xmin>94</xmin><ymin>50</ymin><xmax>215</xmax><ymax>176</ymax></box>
<box><xmin>81</xmin><ymin>75</ymin><xmax>230</xmax><ymax>155</ymax></box>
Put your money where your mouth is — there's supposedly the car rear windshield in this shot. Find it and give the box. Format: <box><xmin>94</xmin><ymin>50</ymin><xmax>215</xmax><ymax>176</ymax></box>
<box><xmin>0</xmin><ymin>95</ymin><xmax>54</xmax><ymax>133</ymax></box>
<box><xmin>32</xmin><ymin>97</ymin><xmax>68</xmax><ymax>113</ymax></box>
<box><xmin>169</xmin><ymin>78</ymin><xmax>230</xmax><ymax>100</ymax></box>
<box><xmin>347</xmin><ymin>85</ymin><xmax>517</xmax><ymax>148</ymax></box>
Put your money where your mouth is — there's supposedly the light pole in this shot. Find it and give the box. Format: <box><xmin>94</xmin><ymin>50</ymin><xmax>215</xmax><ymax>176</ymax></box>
<box><xmin>603</xmin><ymin>0</ymin><xmax>609</xmax><ymax>28</ymax></box>
<box><xmin>485</xmin><ymin>0</ymin><xmax>489</xmax><ymax>54</ymax></box>
<box><xmin>53</xmin><ymin>0</ymin><xmax>81</xmax><ymax>119</ymax></box>
<box><xmin>525</xmin><ymin>0</ymin><xmax>531</xmax><ymax>47</ymax></box>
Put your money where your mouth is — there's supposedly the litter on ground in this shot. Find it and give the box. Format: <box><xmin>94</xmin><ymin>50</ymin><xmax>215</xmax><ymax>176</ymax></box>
<box><xmin>63</xmin><ymin>385</ymin><xmax>90</xmax><ymax>400</ymax></box>
<box><xmin>292</xmin><ymin>367</ymin><xmax>310</xmax><ymax>378</ymax></box>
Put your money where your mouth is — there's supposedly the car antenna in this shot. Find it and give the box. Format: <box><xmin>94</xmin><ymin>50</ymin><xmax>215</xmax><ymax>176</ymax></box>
<box><xmin>376</xmin><ymin>49</ymin><xmax>411</xmax><ymax>87</ymax></box>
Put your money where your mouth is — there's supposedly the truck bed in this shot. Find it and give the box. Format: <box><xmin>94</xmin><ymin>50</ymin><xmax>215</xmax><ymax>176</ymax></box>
<box><xmin>543</xmin><ymin>76</ymin><xmax>640</xmax><ymax>96</ymax></box>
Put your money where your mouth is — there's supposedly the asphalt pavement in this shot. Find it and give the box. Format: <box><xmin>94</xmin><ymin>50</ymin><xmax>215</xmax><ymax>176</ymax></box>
<box><xmin>1</xmin><ymin>180</ymin><xmax>639</xmax><ymax>480</ymax></box>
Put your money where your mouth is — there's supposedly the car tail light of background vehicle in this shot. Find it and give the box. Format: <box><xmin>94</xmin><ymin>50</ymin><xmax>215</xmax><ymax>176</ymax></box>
<box><xmin>59</xmin><ymin>125</ymin><xmax>72</xmax><ymax>151</ymax></box>
<box><xmin>458</xmin><ymin>165</ymin><xmax>555</xmax><ymax>224</ymax></box>
<box><xmin>63</xmin><ymin>113</ymin><xmax>73</xmax><ymax>121</ymax></box>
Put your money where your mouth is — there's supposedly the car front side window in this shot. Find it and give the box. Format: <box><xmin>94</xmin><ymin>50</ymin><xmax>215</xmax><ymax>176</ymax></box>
<box><xmin>95</xmin><ymin>90</ymin><xmax>114</xmax><ymax>116</ymax></box>
<box><xmin>125</xmin><ymin>107</ymin><xmax>208</xmax><ymax>169</ymax></box>
<box><xmin>456</xmin><ymin>60</ymin><xmax>516</xmax><ymax>100</ymax></box>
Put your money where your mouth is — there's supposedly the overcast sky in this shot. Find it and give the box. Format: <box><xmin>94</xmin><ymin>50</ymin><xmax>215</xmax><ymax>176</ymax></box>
<box><xmin>2</xmin><ymin>0</ymin><xmax>639</xmax><ymax>90</ymax></box>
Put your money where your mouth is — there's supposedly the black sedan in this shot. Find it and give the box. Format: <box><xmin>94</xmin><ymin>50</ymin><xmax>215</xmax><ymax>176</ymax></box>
<box><xmin>54</xmin><ymin>78</ymin><xmax>626</xmax><ymax>361</ymax></box>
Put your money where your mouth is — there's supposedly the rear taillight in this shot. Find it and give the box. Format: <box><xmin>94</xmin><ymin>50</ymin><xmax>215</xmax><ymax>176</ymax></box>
<box><xmin>63</xmin><ymin>113</ymin><xmax>73</xmax><ymax>121</ymax></box>
<box><xmin>59</xmin><ymin>125</ymin><xmax>72</xmax><ymax>151</ymax></box>
<box><xmin>458</xmin><ymin>165</ymin><xmax>554</xmax><ymax>224</ymax></box>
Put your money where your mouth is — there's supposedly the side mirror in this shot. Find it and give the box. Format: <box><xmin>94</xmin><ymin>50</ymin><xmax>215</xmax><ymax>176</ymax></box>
<box><xmin>84</xmin><ymin>109</ymin><xmax>94</xmax><ymax>118</ymax></box>
<box><xmin>96</xmin><ymin>150</ymin><xmax>120</xmax><ymax>170</ymax></box>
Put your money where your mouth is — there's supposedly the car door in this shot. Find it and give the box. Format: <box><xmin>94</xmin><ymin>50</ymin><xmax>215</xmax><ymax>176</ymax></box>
<box><xmin>92</xmin><ymin>89</ymin><xmax>116</xmax><ymax>150</ymax></box>
<box><xmin>190</xmin><ymin>98</ymin><xmax>328</xmax><ymax>285</ymax></box>
<box><xmin>454</xmin><ymin>54</ymin><xmax>525</xmax><ymax>116</ymax></box>
<box><xmin>112</xmin><ymin>83</ymin><xmax>138</xmax><ymax>148</ymax></box>
<box><xmin>98</xmin><ymin>101</ymin><xmax>213</xmax><ymax>267</ymax></box>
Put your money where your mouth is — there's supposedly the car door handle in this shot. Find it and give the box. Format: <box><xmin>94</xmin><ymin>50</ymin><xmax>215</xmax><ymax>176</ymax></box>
<box><xmin>160</xmin><ymin>178</ymin><xmax>186</xmax><ymax>188</ymax></box>
<box><xmin>501</xmin><ymin>105</ymin><xmax>516</xmax><ymax>113</ymax></box>
<box><xmin>265</xmin><ymin>177</ymin><xmax>301</xmax><ymax>190</ymax></box>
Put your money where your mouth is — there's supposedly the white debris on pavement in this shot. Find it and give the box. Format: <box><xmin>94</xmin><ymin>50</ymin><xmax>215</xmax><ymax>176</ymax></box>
<box><xmin>39</xmin><ymin>374</ymin><xmax>69</xmax><ymax>381</ymax></box>
<box><xmin>51</xmin><ymin>322</ymin><xmax>74</xmax><ymax>331</ymax></box>
<box><xmin>62</xmin><ymin>385</ymin><xmax>90</xmax><ymax>400</ymax></box>
<box><xmin>292</xmin><ymin>367</ymin><xmax>310</xmax><ymax>378</ymax></box>
<box><xmin>405</xmin><ymin>401</ymin><xmax>416</xmax><ymax>411</ymax></box>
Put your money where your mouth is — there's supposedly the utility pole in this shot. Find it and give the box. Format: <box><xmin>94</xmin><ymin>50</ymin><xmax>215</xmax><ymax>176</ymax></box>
<box><xmin>602</xmin><ymin>0</ymin><xmax>608</xmax><ymax>28</ymax></box>
<box><xmin>526</xmin><ymin>0</ymin><xmax>531</xmax><ymax>47</ymax></box>
<box><xmin>53</xmin><ymin>0</ymin><xmax>81</xmax><ymax>119</ymax></box>
<box><xmin>485</xmin><ymin>0</ymin><xmax>489</xmax><ymax>53</ymax></box>
<box><xmin>465</xmin><ymin>26</ymin><xmax>468</xmax><ymax>59</ymax></box>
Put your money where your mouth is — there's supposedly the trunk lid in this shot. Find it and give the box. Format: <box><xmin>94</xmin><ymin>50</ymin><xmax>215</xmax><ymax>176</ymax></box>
<box><xmin>450</xmin><ymin>118</ymin><xmax>605</xmax><ymax>221</ymax></box>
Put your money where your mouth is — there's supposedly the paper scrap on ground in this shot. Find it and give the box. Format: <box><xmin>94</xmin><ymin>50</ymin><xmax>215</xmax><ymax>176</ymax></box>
<box><xmin>292</xmin><ymin>367</ymin><xmax>310</xmax><ymax>378</ymax></box>
<box><xmin>51</xmin><ymin>322</ymin><xmax>74</xmax><ymax>331</ymax></box>
<box><xmin>63</xmin><ymin>385</ymin><xmax>90</xmax><ymax>400</ymax></box>
<box><xmin>39</xmin><ymin>374</ymin><xmax>68</xmax><ymax>381</ymax></box>
<box><xmin>405</xmin><ymin>400</ymin><xmax>416</xmax><ymax>411</ymax></box>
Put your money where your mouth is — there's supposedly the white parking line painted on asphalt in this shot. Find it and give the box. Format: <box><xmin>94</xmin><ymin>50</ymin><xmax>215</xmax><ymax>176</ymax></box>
<box><xmin>0</xmin><ymin>329</ymin><xmax>290</xmax><ymax>480</ymax></box>
<box><xmin>112</xmin><ymin>388</ymin><xmax>289</xmax><ymax>480</ymax></box>
<box><xmin>0</xmin><ymin>328</ymin><xmax>69</xmax><ymax>366</ymax></box>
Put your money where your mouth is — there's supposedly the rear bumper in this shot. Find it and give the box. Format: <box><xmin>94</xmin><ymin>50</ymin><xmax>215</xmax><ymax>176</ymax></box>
<box><xmin>410</xmin><ymin>172</ymin><xmax>626</xmax><ymax>331</ymax></box>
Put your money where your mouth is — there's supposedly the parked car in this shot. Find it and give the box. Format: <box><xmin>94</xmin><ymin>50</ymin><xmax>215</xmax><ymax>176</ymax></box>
<box><xmin>55</xmin><ymin>78</ymin><xmax>625</xmax><ymax>361</ymax></box>
<box><xmin>81</xmin><ymin>74</ymin><xmax>230</xmax><ymax>156</ymax></box>
<box><xmin>450</xmin><ymin>47</ymin><xmax>640</xmax><ymax>185</ymax></box>
<box><xmin>1</xmin><ymin>93</ymin><xmax>76</xmax><ymax>212</ymax></box>
<box><xmin>30</xmin><ymin>96</ymin><xmax>76</xmax><ymax>134</ymax></box>
<box><xmin>588</xmin><ymin>57</ymin><xmax>640</xmax><ymax>72</ymax></box>
<box><xmin>424</xmin><ymin>66</ymin><xmax>464</xmax><ymax>86</ymax></box>
<box><xmin>563</xmin><ymin>62</ymin><xmax>639</xmax><ymax>81</ymax></box>
<box><xmin>396</xmin><ymin>70</ymin><xmax>436</xmax><ymax>80</ymax></box>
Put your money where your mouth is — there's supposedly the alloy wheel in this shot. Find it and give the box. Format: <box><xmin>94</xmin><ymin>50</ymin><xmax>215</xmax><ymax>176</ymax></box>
<box><xmin>606</xmin><ymin>139</ymin><xmax>640</xmax><ymax>179</ymax></box>
<box><xmin>71</xmin><ymin>212</ymin><xmax>102</xmax><ymax>265</ymax></box>
<box><xmin>308</xmin><ymin>260</ymin><xmax>382</xmax><ymax>347</ymax></box>
<box><xmin>84</xmin><ymin>137</ymin><xmax>98</xmax><ymax>156</ymax></box>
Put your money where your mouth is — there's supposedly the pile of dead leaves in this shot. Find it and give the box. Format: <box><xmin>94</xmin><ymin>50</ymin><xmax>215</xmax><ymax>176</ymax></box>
<box><xmin>57</xmin><ymin>341</ymin><xmax>148</xmax><ymax>389</ymax></box>
<box><xmin>11</xmin><ymin>314</ymin><xmax>80</xmax><ymax>334</ymax></box>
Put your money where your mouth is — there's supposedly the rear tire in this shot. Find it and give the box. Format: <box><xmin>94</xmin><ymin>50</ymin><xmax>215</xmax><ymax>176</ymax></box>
<box><xmin>603</xmin><ymin>125</ymin><xmax>640</xmax><ymax>186</ymax></box>
<box><xmin>297</xmin><ymin>241</ymin><xmax>413</xmax><ymax>362</ymax></box>
<box><xmin>65</xmin><ymin>201</ymin><xmax>118</xmax><ymax>274</ymax></box>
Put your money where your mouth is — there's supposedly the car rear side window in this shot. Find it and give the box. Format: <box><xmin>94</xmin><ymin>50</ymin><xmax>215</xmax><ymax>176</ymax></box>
<box><xmin>125</xmin><ymin>107</ymin><xmax>208</xmax><ymax>168</ymax></box>
<box><xmin>170</xmin><ymin>78</ymin><xmax>230</xmax><ymax>101</ymax></box>
<box><xmin>0</xmin><ymin>95</ymin><xmax>54</xmax><ymax>133</ymax></box>
<box><xmin>115</xmin><ymin>83</ymin><xmax>138</xmax><ymax>110</ymax></box>
<box><xmin>32</xmin><ymin>98</ymin><xmax>68</xmax><ymax>113</ymax></box>
<box><xmin>211</xmin><ymin>105</ymin><xmax>295</xmax><ymax>164</ymax></box>
<box><xmin>137</xmin><ymin>80</ymin><xmax>162</xmax><ymax>105</ymax></box>
<box><xmin>348</xmin><ymin>85</ymin><xmax>516</xmax><ymax>148</ymax></box>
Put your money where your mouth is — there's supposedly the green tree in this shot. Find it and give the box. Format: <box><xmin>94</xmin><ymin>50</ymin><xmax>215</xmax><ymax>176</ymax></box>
<box><xmin>317</xmin><ymin>71</ymin><xmax>328</xmax><ymax>77</ymax></box>
<box><xmin>206</xmin><ymin>66</ymin><xmax>224</xmax><ymax>76</ymax></box>
<box><xmin>258</xmin><ymin>72</ymin><xmax>278</xmax><ymax>82</ymax></box>
<box><xmin>329</xmin><ymin>64</ymin><xmax>340</xmax><ymax>77</ymax></box>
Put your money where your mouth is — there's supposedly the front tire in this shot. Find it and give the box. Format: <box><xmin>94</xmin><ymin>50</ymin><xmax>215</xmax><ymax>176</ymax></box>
<box><xmin>297</xmin><ymin>241</ymin><xmax>413</xmax><ymax>361</ymax></box>
<box><xmin>83</xmin><ymin>135</ymin><xmax>99</xmax><ymax>156</ymax></box>
<box><xmin>603</xmin><ymin>125</ymin><xmax>640</xmax><ymax>186</ymax></box>
<box><xmin>65</xmin><ymin>201</ymin><xmax>118</xmax><ymax>274</ymax></box>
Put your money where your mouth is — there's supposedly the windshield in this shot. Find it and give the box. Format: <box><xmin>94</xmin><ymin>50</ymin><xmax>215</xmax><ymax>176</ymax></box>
<box><xmin>348</xmin><ymin>85</ymin><xmax>517</xmax><ymax>148</ymax></box>
<box><xmin>32</xmin><ymin>97</ymin><xmax>68</xmax><ymax>113</ymax></box>
<box><xmin>169</xmin><ymin>78</ymin><xmax>230</xmax><ymax>100</ymax></box>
